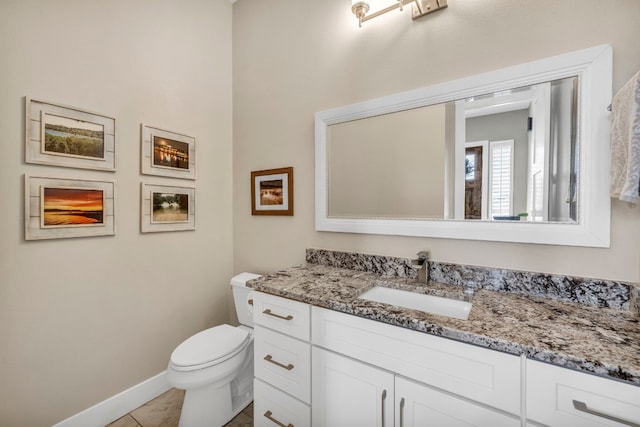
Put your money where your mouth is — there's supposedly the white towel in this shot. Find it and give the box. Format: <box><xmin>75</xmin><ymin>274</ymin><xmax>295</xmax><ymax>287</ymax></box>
<box><xmin>610</xmin><ymin>70</ymin><xmax>640</xmax><ymax>204</ymax></box>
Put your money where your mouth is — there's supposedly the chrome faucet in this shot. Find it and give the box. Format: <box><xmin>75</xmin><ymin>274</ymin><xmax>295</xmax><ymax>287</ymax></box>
<box><xmin>412</xmin><ymin>251</ymin><xmax>430</xmax><ymax>284</ymax></box>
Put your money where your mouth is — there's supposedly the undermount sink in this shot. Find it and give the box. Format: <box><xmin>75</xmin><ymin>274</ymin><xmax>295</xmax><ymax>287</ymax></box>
<box><xmin>358</xmin><ymin>286</ymin><xmax>472</xmax><ymax>320</ymax></box>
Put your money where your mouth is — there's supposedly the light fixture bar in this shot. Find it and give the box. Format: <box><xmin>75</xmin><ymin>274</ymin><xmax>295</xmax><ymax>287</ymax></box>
<box><xmin>352</xmin><ymin>0</ymin><xmax>447</xmax><ymax>27</ymax></box>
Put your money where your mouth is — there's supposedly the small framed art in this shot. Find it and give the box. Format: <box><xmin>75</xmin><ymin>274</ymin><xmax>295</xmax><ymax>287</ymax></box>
<box><xmin>251</xmin><ymin>167</ymin><xmax>294</xmax><ymax>216</ymax></box>
<box><xmin>141</xmin><ymin>124</ymin><xmax>196</xmax><ymax>180</ymax></box>
<box><xmin>25</xmin><ymin>98</ymin><xmax>116</xmax><ymax>171</ymax></box>
<box><xmin>141</xmin><ymin>183</ymin><xmax>196</xmax><ymax>233</ymax></box>
<box><xmin>24</xmin><ymin>175</ymin><xmax>115</xmax><ymax>240</ymax></box>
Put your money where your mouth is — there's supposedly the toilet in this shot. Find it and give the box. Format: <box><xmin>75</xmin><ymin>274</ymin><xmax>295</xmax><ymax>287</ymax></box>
<box><xmin>167</xmin><ymin>272</ymin><xmax>260</xmax><ymax>427</ymax></box>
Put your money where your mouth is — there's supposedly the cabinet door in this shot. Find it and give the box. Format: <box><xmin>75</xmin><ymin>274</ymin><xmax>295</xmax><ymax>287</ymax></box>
<box><xmin>312</xmin><ymin>347</ymin><xmax>394</xmax><ymax>427</ymax></box>
<box><xmin>395</xmin><ymin>376</ymin><xmax>521</xmax><ymax>427</ymax></box>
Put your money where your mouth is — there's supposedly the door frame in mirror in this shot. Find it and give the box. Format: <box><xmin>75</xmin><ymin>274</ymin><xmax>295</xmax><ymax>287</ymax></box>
<box><xmin>315</xmin><ymin>45</ymin><xmax>612</xmax><ymax>247</ymax></box>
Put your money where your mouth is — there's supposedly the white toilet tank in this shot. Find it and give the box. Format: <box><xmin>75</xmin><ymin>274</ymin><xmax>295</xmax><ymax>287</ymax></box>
<box><xmin>230</xmin><ymin>273</ymin><xmax>261</xmax><ymax>327</ymax></box>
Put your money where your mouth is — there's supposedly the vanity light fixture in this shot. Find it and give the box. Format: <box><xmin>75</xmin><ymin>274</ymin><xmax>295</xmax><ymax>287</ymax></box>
<box><xmin>351</xmin><ymin>0</ymin><xmax>447</xmax><ymax>27</ymax></box>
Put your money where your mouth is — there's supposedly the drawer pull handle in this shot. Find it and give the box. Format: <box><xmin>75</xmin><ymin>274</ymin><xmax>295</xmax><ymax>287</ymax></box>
<box><xmin>264</xmin><ymin>354</ymin><xmax>294</xmax><ymax>370</ymax></box>
<box><xmin>399</xmin><ymin>397</ymin><xmax>406</xmax><ymax>427</ymax></box>
<box><xmin>573</xmin><ymin>400</ymin><xmax>640</xmax><ymax>427</ymax></box>
<box><xmin>263</xmin><ymin>309</ymin><xmax>293</xmax><ymax>321</ymax></box>
<box><xmin>264</xmin><ymin>410</ymin><xmax>294</xmax><ymax>427</ymax></box>
<box><xmin>381</xmin><ymin>389</ymin><xmax>387</xmax><ymax>427</ymax></box>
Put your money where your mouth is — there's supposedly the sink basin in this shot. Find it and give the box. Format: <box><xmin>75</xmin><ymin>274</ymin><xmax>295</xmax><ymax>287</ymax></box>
<box><xmin>358</xmin><ymin>286</ymin><xmax>472</xmax><ymax>320</ymax></box>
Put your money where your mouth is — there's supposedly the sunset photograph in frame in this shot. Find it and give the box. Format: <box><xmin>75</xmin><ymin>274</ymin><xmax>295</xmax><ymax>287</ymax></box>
<box><xmin>42</xmin><ymin>186</ymin><xmax>104</xmax><ymax>227</ymax></box>
<box><xmin>25</xmin><ymin>175</ymin><xmax>115</xmax><ymax>240</ymax></box>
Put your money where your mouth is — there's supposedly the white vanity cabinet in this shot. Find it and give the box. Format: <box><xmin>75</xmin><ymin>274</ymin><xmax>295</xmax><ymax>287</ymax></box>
<box><xmin>252</xmin><ymin>292</ymin><xmax>311</xmax><ymax>427</ymax></box>
<box><xmin>251</xmin><ymin>291</ymin><xmax>640</xmax><ymax>427</ymax></box>
<box><xmin>526</xmin><ymin>359</ymin><xmax>640</xmax><ymax>427</ymax></box>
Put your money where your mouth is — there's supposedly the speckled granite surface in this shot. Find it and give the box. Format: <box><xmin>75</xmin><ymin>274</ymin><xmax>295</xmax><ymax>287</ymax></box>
<box><xmin>306</xmin><ymin>248</ymin><xmax>632</xmax><ymax>309</ymax></box>
<box><xmin>249</xmin><ymin>258</ymin><xmax>640</xmax><ymax>386</ymax></box>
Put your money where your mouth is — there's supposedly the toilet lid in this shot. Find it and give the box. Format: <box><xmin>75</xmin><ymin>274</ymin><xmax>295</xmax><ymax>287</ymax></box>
<box><xmin>170</xmin><ymin>324</ymin><xmax>250</xmax><ymax>368</ymax></box>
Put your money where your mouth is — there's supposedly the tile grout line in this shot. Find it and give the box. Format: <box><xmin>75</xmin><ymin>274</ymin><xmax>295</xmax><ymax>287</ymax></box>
<box><xmin>128</xmin><ymin>413</ymin><xmax>144</xmax><ymax>427</ymax></box>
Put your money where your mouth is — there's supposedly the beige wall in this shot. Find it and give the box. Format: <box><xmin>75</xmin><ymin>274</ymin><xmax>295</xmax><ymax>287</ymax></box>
<box><xmin>0</xmin><ymin>1</ymin><xmax>233</xmax><ymax>425</ymax></box>
<box><xmin>233</xmin><ymin>0</ymin><xmax>640</xmax><ymax>281</ymax></box>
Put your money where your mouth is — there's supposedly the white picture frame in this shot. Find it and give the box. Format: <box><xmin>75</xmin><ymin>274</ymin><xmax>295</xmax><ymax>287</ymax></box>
<box><xmin>141</xmin><ymin>182</ymin><xmax>196</xmax><ymax>233</ymax></box>
<box><xmin>141</xmin><ymin>124</ymin><xmax>196</xmax><ymax>180</ymax></box>
<box><xmin>24</xmin><ymin>175</ymin><xmax>115</xmax><ymax>240</ymax></box>
<box><xmin>25</xmin><ymin>98</ymin><xmax>116</xmax><ymax>171</ymax></box>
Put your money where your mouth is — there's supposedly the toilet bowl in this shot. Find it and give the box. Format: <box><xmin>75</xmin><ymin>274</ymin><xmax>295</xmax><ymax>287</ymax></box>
<box><xmin>167</xmin><ymin>273</ymin><xmax>260</xmax><ymax>427</ymax></box>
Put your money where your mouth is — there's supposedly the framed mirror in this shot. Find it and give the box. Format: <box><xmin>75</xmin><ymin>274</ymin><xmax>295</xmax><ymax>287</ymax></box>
<box><xmin>315</xmin><ymin>45</ymin><xmax>612</xmax><ymax>247</ymax></box>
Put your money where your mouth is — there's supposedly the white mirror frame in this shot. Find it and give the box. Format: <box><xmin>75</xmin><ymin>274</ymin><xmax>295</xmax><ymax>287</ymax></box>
<box><xmin>315</xmin><ymin>45</ymin><xmax>612</xmax><ymax>247</ymax></box>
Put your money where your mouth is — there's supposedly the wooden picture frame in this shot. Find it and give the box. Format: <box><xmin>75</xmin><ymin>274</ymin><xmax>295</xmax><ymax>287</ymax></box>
<box><xmin>25</xmin><ymin>98</ymin><xmax>116</xmax><ymax>171</ymax></box>
<box><xmin>251</xmin><ymin>167</ymin><xmax>294</xmax><ymax>216</ymax></box>
<box><xmin>141</xmin><ymin>124</ymin><xmax>196</xmax><ymax>180</ymax></box>
<box><xmin>24</xmin><ymin>175</ymin><xmax>115</xmax><ymax>240</ymax></box>
<box><xmin>141</xmin><ymin>183</ymin><xmax>196</xmax><ymax>233</ymax></box>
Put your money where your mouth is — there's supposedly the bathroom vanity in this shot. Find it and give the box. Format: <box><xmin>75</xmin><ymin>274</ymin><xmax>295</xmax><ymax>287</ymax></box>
<box><xmin>248</xmin><ymin>250</ymin><xmax>640</xmax><ymax>427</ymax></box>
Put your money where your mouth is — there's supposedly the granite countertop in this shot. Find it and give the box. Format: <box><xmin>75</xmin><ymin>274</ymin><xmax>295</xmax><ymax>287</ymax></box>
<box><xmin>248</xmin><ymin>263</ymin><xmax>640</xmax><ymax>386</ymax></box>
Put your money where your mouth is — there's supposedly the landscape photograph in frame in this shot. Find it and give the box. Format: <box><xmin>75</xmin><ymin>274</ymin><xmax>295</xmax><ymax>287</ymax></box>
<box><xmin>251</xmin><ymin>167</ymin><xmax>294</xmax><ymax>216</ymax></box>
<box><xmin>140</xmin><ymin>183</ymin><xmax>195</xmax><ymax>233</ymax></box>
<box><xmin>152</xmin><ymin>135</ymin><xmax>190</xmax><ymax>170</ymax></box>
<box><xmin>25</xmin><ymin>175</ymin><xmax>115</xmax><ymax>240</ymax></box>
<box><xmin>42</xmin><ymin>186</ymin><xmax>105</xmax><ymax>227</ymax></box>
<box><xmin>26</xmin><ymin>98</ymin><xmax>116</xmax><ymax>171</ymax></box>
<box><xmin>151</xmin><ymin>191</ymin><xmax>189</xmax><ymax>223</ymax></box>
<box><xmin>141</xmin><ymin>125</ymin><xmax>196</xmax><ymax>179</ymax></box>
<box><xmin>43</xmin><ymin>113</ymin><xmax>105</xmax><ymax>160</ymax></box>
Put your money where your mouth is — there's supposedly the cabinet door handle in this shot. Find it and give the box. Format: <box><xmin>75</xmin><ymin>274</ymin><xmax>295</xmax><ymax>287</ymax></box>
<box><xmin>399</xmin><ymin>397</ymin><xmax>406</xmax><ymax>427</ymax></box>
<box><xmin>264</xmin><ymin>410</ymin><xmax>294</xmax><ymax>427</ymax></box>
<box><xmin>263</xmin><ymin>308</ymin><xmax>293</xmax><ymax>321</ymax></box>
<box><xmin>264</xmin><ymin>354</ymin><xmax>294</xmax><ymax>371</ymax></box>
<box><xmin>381</xmin><ymin>389</ymin><xmax>387</xmax><ymax>427</ymax></box>
<box><xmin>573</xmin><ymin>400</ymin><xmax>640</xmax><ymax>427</ymax></box>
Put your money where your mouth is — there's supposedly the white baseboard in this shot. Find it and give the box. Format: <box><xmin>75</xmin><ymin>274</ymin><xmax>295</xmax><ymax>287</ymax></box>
<box><xmin>52</xmin><ymin>371</ymin><xmax>171</xmax><ymax>427</ymax></box>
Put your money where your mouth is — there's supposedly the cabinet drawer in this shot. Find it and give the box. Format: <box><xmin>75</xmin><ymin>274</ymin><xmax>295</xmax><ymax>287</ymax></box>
<box><xmin>253</xmin><ymin>292</ymin><xmax>310</xmax><ymax>341</ymax></box>
<box><xmin>254</xmin><ymin>325</ymin><xmax>311</xmax><ymax>403</ymax></box>
<box><xmin>312</xmin><ymin>306</ymin><xmax>521</xmax><ymax>415</ymax></box>
<box><xmin>396</xmin><ymin>376</ymin><xmax>521</xmax><ymax>427</ymax></box>
<box><xmin>526</xmin><ymin>359</ymin><xmax>640</xmax><ymax>427</ymax></box>
<box><xmin>254</xmin><ymin>378</ymin><xmax>310</xmax><ymax>427</ymax></box>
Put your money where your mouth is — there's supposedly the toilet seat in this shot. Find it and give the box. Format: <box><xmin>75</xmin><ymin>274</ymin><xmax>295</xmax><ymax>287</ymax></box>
<box><xmin>170</xmin><ymin>324</ymin><xmax>251</xmax><ymax>372</ymax></box>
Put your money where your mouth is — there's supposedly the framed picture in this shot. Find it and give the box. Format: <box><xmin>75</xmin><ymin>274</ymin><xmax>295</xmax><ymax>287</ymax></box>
<box><xmin>25</xmin><ymin>98</ymin><xmax>116</xmax><ymax>171</ymax></box>
<box><xmin>24</xmin><ymin>175</ymin><xmax>115</xmax><ymax>240</ymax></box>
<box><xmin>251</xmin><ymin>167</ymin><xmax>294</xmax><ymax>216</ymax></box>
<box><xmin>141</xmin><ymin>124</ymin><xmax>196</xmax><ymax>180</ymax></box>
<box><xmin>141</xmin><ymin>183</ymin><xmax>196</xmax><ymax>233</ymax></box>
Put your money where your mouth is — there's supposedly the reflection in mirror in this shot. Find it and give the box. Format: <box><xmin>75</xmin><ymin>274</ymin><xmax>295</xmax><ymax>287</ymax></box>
<box><xmin>327</xmin><ymin>77</ymin><xmax>578</xmax><ymax>224</ymax></box>
<box><xmin>459</xmin><ymin>77</ymin><xmax>578</xmax><ymax>223</ymax></box>
<box><xmin>315</xmin><ymin>45</ymin><xmax>611</xmax><ymax>246</ymax></box>
<box><xmin>327</xmin><ymin>104</ymin><xmax>448</xmax><ymax>219</ymax></box>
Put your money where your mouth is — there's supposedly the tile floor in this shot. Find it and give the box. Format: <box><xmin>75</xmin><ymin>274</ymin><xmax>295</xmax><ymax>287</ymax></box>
<box><xmin>105</xmin><ymin>388</ymin><xmax>253</xmax><ymax>427</ymax></box>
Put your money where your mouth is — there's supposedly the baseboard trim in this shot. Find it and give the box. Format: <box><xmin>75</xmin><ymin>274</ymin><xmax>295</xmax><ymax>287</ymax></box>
<box><xmin>52</xmin><ymin>371</ymin><xmax>171</xmax><ymax>427</ymax></box>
